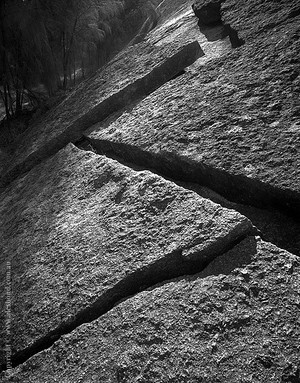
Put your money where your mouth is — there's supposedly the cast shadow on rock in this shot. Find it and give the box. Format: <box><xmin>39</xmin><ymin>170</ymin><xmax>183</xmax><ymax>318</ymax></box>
<box><xmin>198</xmin><ymin>20</ymin><xmax>245</xmax><ymax>48</ymax></box>
<box><xmin>199</xmin><ymin>235</ymin><xmax>257</xmax><ymax>278</ymax></box>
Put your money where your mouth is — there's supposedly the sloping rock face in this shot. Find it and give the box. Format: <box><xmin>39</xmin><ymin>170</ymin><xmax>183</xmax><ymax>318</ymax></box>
<box><xmin>87</xmin><ymin>0</ymin><xmax>300</xmax><ymax>216</ymax></box>
<box><xmin>4</xmin><ymin>237</ymin><xmax>300</xmax><ymax>382</ymax></box>
<box><xmin>0</xmin><ymin>38</ymin><xmax>202</xmax><ymax>189</ymax></box>
<box><xmin>0</xmin><ymin>144</ymin><xmax>253</xmax><ymax>369</ymax></box>
<box><xmin>1</xmin><ymin>0</ymin><xmax>300</xmax><ymax>382</ymax></box>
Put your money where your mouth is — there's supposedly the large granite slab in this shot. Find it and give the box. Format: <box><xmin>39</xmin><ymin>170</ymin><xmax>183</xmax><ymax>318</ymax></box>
<box><xmin>86</xmin><ymin>2</ymin><xmax>300</xmax><ymax>215</ymax></box>
<box><xmin>0</xmin><ymin>144</ymin><xmax>253</xmax><ymax>369</ymax></box>
<box><xmin>3</xmin><ymin>237</ymin><xmax>300</xmax><ymax>382</ymax></box>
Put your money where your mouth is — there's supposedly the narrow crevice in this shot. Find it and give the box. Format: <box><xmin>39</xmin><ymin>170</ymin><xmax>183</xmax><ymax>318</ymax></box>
<box><xmin>78</xmin><ymin>138</ymin><xmax>300</xmax><ymax>256</ymax></box>
<box><xmin>0</xmin><ymin>228</ymin><xmax>255</xmax><ymax>372</ymax></box>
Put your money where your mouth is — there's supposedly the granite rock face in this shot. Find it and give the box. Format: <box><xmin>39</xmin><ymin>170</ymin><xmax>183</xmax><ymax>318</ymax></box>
<box><xmin>222</xmin><ymin>0</ymin><xmax>300</xmax><ymax>40</ymax></box>
<box><xmin>5</xmin><ymin>237</ymin><xmax>300</xmax><ymax>382</ymax></box>
<box><xmin>0</xmin><ymin>144</ymin><xmax>253</xmax><ymax>368</ymax></box>
<box><xmin>0</xmin><ymin>38</ymin><xmax>202</xmax><ymax>189</ymax></box>
<box><xmin>0</xmin><ymin>0</ymin><xmax>299</xmax><ymax>381</ymax></box>
<box><xmin>87</xmin><ymin>0</ymin><xmax>300</xmax><ymax>215</ymax></box>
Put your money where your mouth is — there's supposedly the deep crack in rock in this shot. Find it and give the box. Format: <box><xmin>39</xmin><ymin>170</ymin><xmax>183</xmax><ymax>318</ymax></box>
<box><xmin>78</xmin><ymin>139</ymin><xmax>300</xmax><ymax>256</ymax></box>
<box><xmin>0</xmin><ymin>143</ymin><xmax>255</xmax><ymax>372</ymax></box>
<box><xmin>0</xmin><ymin>229</ymin><xmax>254</xmax><ymax>371</ymax></box>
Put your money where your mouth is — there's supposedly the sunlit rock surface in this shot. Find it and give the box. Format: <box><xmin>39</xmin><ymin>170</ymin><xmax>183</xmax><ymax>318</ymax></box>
<box><xmin>0</xmin><ymin>36</ymin><xmax>202</xmax><ymax>188</ymax></box>
<box><xmin>87</xmin><ymin>0</ymin><xmax>300</xmax><ymax>215</ymax></box>
<box><xmin>0</xmin><ymin>144</ymin><xmax>253</xmax><ymax>368</ymax></box>
<box><xmin>0</xmin><ymin>0</ymin><xmax>300</xmax><ymax>381</ymax></box>
<box><xmin>6</xmin><ymin>237</ymin><xmax>300</xmax><ymax>383</ymax></box>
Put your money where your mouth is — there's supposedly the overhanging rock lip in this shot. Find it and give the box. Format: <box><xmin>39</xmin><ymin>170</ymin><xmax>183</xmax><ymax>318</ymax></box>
<box><xmin>84</xmin><ymin>137</ymin><xmax>300</xmax><ymax>218</ymax></box>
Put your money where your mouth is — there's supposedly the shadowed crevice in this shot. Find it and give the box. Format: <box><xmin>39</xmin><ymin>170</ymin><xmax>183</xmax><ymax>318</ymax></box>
<box><xmin>79</xmin><ymin>138</ymin><xmax>300</xmax><ymax>256</ymax></box>
<box><xmin>0</xmin><ymin>226</ymin><xmax>255</xmax><ymax>372</ymax></box>
<box><xmin>84</xmin><ymin>138</ymin><xmax>300</xmax><ymax>219</ymax></box>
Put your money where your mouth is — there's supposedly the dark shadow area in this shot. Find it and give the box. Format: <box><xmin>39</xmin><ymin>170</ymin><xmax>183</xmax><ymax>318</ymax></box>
<box><xmin>171</xmin><ymin>69</ymin><xmax>186</xmax><ymax>80</ymax></box>
<box><xmin>192</xmin><ymin>1</ymin><xmax>244</xmax><ymax>48</ymax></box>
<box><xmin>199</xmin><ymin>235</ymin><xmax>256</xmax><ymax>278</ymax></box>
<box><xmin>198</xmin><ymin>20</ymin><xmax>245</xmax><ymax>48</ymax></box>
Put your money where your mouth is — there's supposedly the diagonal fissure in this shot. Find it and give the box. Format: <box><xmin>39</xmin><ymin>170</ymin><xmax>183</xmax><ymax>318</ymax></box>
<box><xmin>1</xmin><ymin>225</ymin><xmax>255</xmax><ymax>372</ymax></box>
<box><xmin>79</xmin><ymin>138</ymin><xmax>300</xmax><ymax>256</ymax></box>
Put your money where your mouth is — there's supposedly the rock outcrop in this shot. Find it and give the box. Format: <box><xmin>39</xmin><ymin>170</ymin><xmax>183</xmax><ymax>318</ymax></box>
<box><xmin>86</xmin><ymin>0</ymin><xmax>300</xmax><ymax>217</ymax></box>
<box><xmin>4</xmin><ymin>237</ymin><xmax>300</xmax><ymax>382</ymax></box>
<box><xmin>0</xmin><ymin>144</ymin><xmax>254</xmax><ymax>370</ymax></box>
<box><xmin>0</xmin><ymin>0</ymin><xmax>299</xmax><ymax>381</ymax></box>
<box><xmin>0</xmin><ymin>39</ymin><xmax>202</xmax><ymax>189</ymax></box>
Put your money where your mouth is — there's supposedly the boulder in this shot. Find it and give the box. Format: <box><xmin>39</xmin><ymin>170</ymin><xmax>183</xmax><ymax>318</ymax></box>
<box><xmin>221</xmin><ymin>0</ymin><xmax>300</xmax><ymax>40</ymax></box>
<box><xmin>0</xmin><ymin>144</ymin><xmax>253</xmax><ymax>369</ymax></box>
<box><xmin>4</xmin><ymin>237</ymin><xmax>300</xmax><ymax>382</ymax></box>
<box><xmin>192</xmin><ymin>0</ymin><xmax>223</xmax><ymax>25</ymax></box>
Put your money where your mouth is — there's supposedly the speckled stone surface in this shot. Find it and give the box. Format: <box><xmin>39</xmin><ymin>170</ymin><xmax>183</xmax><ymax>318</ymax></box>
<box><xmin>87</xmin><ymin>0</ymin><xmax>300</xmax><ymax>212</ymax></box>
<box><xmin>0</xmin><ymin>144</ymin><xmax>252</xmax><ymax>368</ymax></box>
<box><xmin>1</xmin><ymin>1</ymin><xmax>300</xmax><ymax>381</ymax></box>
<box><xmin>3</xmin><ymin>237</ymin><xmax>300</xmax><ymax>383</ymax></box>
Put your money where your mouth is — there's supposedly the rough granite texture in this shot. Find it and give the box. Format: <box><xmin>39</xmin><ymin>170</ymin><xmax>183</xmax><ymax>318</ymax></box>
<box><xmin>2</xmin><ymin>237</ymin><xmax>300</xmax><ymax>383</ymax></box>
<box><xmin>0</xmin><ymin>144</ymin><xmax>253</xmax><ymax>367</ymax></box>
<box><xmin>87</xmin><ymin>0</ymin><xmax>300</xmax><ymax>213</ymax></box>
<box><xmin>179</xmin><ymin>182</ymin><xmax>300</xmax><ymax>257</ymax></box>
<box><xmin>0</xmin><ymin>0</ymin><xmax>299</xmax><ymax>381</ymax></box>
<box><xmin>222</xmin><ymin>0</ymin><xmax>300</xmax><ymax>40</ymax></box>
<box><xmin>0</xmin><ymin>37</ymin><xmax>202</xmax><ymax>188</ymax></box>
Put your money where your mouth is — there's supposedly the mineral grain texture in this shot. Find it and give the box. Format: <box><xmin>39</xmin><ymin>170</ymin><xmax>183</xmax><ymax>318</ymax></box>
<box><xmin>0</xmin><ymin>144</ymin><xmax>253</xmax><ymax>368</ymax></box>
<box><xmin>3</xmin><ymin>237</ymin><xmax>300</xmax><ymax>383</ymax></box>
<box><xmin>1</xmin><ymin>0</ymin><xmax>300</xmax><ymax>382</ymax></box>
<box><xmin>180</xmin><ymin>182</ymin><xmax>300</xmax><ymax>256</ymax></box>
<box><xmin>87</xmin><ymin>0</ymin><xmax>300</xmax><ymax>215</ymax></box>
<box><xmin>0</xmin><ymin>38</ymin><xmax>202</xmax><ymax>188</ymax></box>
